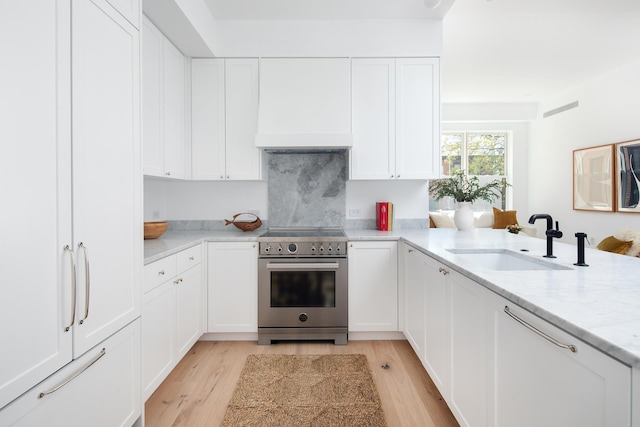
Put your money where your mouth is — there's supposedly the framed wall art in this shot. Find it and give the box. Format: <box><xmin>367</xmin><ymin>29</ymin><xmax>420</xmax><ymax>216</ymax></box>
<box><xmin>616</xmin><ymin>138</ymin><xmax>640</xmax><ymax>213</ymax></box>
<box><xmin>573</xmin><ymin>144</ymin><xmax>615</xmax><ymax>212</ymax></box>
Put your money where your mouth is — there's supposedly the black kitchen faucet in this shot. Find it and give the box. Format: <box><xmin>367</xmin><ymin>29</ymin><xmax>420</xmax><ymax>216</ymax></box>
<box><xmin>528</xmin><ymin>214</ymin><xmax>563</xmax><ymax>258</ymax></box>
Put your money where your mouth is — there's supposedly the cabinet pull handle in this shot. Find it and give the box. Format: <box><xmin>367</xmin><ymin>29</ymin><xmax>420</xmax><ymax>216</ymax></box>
<box><xmin>173</xmin><ymin>278</ymin><xmax>183</xmax><ymax>285</ymax></box>
<box><xmin>504</xmin><ymin>306</ymin><xmax>577</xmax><ymax>353</ymax></box>
<box><xmin>63</xmin><ymin>245</ymin><xmax>77</xmax><ymax>332</ymax></box>
<box><xmin>78</xmin><ymin>242</ymin><xmax>90</xmax><ymax>324</ymax></box>
<box><xmin>438</xmin><ymin>267</ymin><xmax>450</xmax><ymax>275</ymax></box>
<box><xmin>158</xmin><ymin>270</ymin><xmax>165</xmax><ymax>276</ymax></box>
<box><xmin>189</xmin><ymin>256</ymin><xmax>195</xmax><ymax>261</ymax></box>
<box><xmin>38</xmin><ymin>348</ymin><xmax>106</xmax><ymax>399</ymax></box>
<box><xmin>408</xmin><ymin>249</ymin><xmax>414</xmax><ymax>253</ymax></box>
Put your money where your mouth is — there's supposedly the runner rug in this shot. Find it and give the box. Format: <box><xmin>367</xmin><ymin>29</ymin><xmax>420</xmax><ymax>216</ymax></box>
<box><xmin>221</xmin><ymin>354</ymin><xmax>387</xmax><ymax>427</ymax></box>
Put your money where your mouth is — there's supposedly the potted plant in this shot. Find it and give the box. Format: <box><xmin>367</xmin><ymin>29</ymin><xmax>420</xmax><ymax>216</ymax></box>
<box><xmin>429</xmin><ymin>170</ymin><xmax>507</xmax><ymax>230</ymax></box>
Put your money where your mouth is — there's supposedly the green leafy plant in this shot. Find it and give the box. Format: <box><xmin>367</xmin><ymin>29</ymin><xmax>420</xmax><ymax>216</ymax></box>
<box><xmin>429</xmin><ymin>170</ymin><xmax>507</xmax><ymax>203</ymax></box>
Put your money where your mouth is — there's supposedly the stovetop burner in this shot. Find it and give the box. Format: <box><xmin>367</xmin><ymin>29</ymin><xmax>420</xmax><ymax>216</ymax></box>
<box><xmin>258</xmin><ymin>227</ymin><xmax>347</xmax><ymax>257</ymax></box>
<box><xmin>259</xmin><ymin>227</ymin><xmax>346</xmax><ymax>240</ymax></box>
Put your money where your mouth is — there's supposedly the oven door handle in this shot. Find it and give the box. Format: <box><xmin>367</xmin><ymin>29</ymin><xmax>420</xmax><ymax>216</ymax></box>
<box><xmin>266</xmin><ymin>262</ymin><xmax>340</xmax><ymax>270</ymax></box>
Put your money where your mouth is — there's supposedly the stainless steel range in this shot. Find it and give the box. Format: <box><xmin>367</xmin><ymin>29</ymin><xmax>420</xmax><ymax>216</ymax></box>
<box><xmin>257</xmin><ymin>227</ymin><xmax>348</xmax><ymax>345</ymax></box>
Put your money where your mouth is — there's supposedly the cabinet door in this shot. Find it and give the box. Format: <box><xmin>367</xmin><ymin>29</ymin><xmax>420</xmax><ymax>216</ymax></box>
<box><xmin>71</xmin><ymin>0</ymin><xmax>141</xmax><ymax>356</ymax></box>
<box><xmin>141</xmin><ymin>16</ymin><xmax>165</xmax><ymax>177</ymax></box>
<box><xmin>0</xmin><ymin>0</ymin><xmax>73</xmax><ymax>409</ymax></box>
<box><xmin>403</xmin><ymin>246</ymin><xmax>427</xmax><ymax>361</ymax></box>
<box><xmin>0</xmin><ymin>320</ymin><xmax>141</xmax><ymax>427</ymax></box>
<box><xmin>422</xmin><ymin>255</ymin><xmax>450</xmax><ymax>394</ymax></box>
<box><xmin>142</xmin><ymin>281</ymin><xmax>175</xmax><ymax>401</ymax></box>
<box><xmin>351</xmin><ymin>59</ymin><xmax>396</xmax><ymax>180</ymax></box>
<box><xmin>489</xmin><ymin>296</ymin><xmax>631</xmax><ymax>427</ymax></box>
<box><xmin>162</xmin><ymin>39</ymin><xmax>186</xmax><ymax>179</ymax></box>
<box><xmin>449</xmin><ymin>271</ymin><xmax>488</xmax><ymax>427</ymax></box>
<box><xmin>207</xmin><ymin>242</ymin><xmax>258</xmax><ymax>333</ymax></box>
<box><xmin>396</xmin><ymin>58</ymin><xmax>440</xmax><ymax>179</ymax></box>
<box><xmin>348</xmin><ymin>241</ymin><xmax>398</xmax><ymax>331</ymax></box>
<box><xmin>175</xmin><ymin>265</ymin><xmax>203</xmax><ymax>358</ymax></box>
<box><xmin>191</xmin><ymin>59</ymin><xmax>226</xmax><ymax>180</ymax></box>
<box><xmin>225</xmin><ymin>59</ymin><xmax>261</xmax><ymax>180</ymax></box>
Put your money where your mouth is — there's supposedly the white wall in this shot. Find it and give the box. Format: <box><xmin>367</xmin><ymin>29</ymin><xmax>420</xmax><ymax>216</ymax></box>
<box><xmin>144</xmin><ymin>177</ymin><xmax>268</xmax><ymax>221</ymax></box>
<box><xmin>346</xmin><ymin>180</ymin><xmax>429</xmax><ymax>220</ymax></box>
<box><xmin>529</xmin><ymin>60</ymin><xmax>640</xmax><ymax>245</ymax></box>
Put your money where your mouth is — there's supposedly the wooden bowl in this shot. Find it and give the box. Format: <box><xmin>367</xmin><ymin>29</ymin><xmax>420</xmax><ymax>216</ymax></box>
<box><xmin>144</xmin><ymin>221</ymin><xmax>168</xmax><ymax>239</ymax></box>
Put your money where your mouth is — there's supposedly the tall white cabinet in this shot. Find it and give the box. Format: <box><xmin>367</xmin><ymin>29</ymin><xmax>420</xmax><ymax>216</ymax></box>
<box><xmin>191</xmin><ymin>58</ymin><xmax>261</xmax><ymax>181</ymax></box>
<box><xmin>351</xmin><ymin>58</ymin><xmax>440</xmax><ymax>180</ymax></box>
<box><xmin>142</xmin><ymin>16</ymin><xmax>186</xmax><ymax>179</ymax></box>
<box><xmin>0</xmin><ymin>0</ymin><xmax>141</xmax><ymax>424</ymax></box>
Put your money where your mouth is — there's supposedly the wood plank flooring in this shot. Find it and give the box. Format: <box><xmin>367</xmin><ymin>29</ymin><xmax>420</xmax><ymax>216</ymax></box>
<box><xmin>145</xmin><ymin>340</ymin><xmax>459</xmax><ymax>427</ymax></box>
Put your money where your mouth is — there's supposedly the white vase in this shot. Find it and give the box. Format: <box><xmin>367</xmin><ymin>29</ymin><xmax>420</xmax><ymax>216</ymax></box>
<box><xmin>453</xmin><ymin>202</ymin><xmax>474</xmax><ymax>230</ymax></box>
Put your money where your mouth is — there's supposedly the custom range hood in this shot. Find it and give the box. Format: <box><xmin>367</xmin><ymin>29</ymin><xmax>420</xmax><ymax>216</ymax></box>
<box><xmin>255</xmin><ymin>58</ymin><xmax>353</xmax><ymax>151</ymax></box>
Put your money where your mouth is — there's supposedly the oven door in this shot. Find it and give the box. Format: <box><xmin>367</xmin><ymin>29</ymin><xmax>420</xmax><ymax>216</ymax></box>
<box><xmin>258</xmin><ymin>257</ymin><xmax>348</xmax><ymax>328</ymax></box>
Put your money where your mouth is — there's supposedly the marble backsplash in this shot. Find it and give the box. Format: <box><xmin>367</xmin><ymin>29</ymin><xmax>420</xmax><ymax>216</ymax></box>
<box><xmin>267</xmin><ymin>151</ymin><xmax>347</xmax><ymax>227</ymax></box>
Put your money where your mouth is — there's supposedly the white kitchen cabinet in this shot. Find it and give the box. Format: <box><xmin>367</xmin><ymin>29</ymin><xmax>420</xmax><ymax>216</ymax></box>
<box><xmin>142</xmin><ymin>244</ymin><xmax>202</xmax><ymax>400</ymax></box>
<box><xmin>449</xmin><ymin>269</ymin><xmax>489</xmax><ymax>427</ymax></box>
<box><xmin>403</xmin><ymin>245</ymin><xmax>428</xmax><ymax>362</ymax></box>
<box><xmin>142</xmin><ymin>16</ymin><xmax>186</xmax><ymax>179</ymax></box>
<box><xmin>488</xmin><ymin>293</ymin><xmax>631</xmax><ymax>427</ymax></box>
<box><xmin>348</xmin><ymin>241</ymin><xmax>398</xmax><ymax>332</ymax></box>
<box><xmin>207</xmin><ymin>242</ymin><xmax>258</xmax><ymax>332</ymax></box>
<box><xmin>1</xmin><ymin>0</ymin><xmax>141</xmax><ymax>414</ymax></box>
<box><xmin>351</xmin><ymin>58</ymin><xmax>440</xmax><ymax>180</ymax></box>
<box><xmin>421</xmin><ymin>252</ymin><xmax>450</xmax><ymax>394</ymax></box>
<box><xmin>0</xmin><ymin>320</ymin><xmax>141</xmax><ymax>427</ymax></box>
<box><xmin>404</xmin><ymin>245</ymin><xmax>489</xmax><ymax>427</ymax></box>
<box><xmin>191</xmin><ymin>58</ymin><xmax>262</xmax><ymax>181</ymax></box>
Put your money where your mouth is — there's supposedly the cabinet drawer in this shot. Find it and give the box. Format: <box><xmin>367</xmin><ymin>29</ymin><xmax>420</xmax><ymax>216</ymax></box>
<box><xmin>177</xmin><ymin>244</ymin><xmax>201</xmax><ymax>272</ymax></box>
<box><xmin>143</xmin><ymin>255</ymin><xmax>177</xmax><ymax>294</ymax></box>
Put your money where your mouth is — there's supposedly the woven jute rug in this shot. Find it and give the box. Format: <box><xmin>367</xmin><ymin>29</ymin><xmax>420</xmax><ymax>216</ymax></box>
<box><xmin>222</xmin><ymin>354</ymin><xmax>387</xmax><ymax>427</ymax></box>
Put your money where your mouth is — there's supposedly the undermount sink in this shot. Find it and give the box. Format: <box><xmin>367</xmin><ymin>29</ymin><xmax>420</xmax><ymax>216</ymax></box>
<box><xmin>446</xmin><ymin>248</ymin><xmax>573</xmax><ymax>271</ymax></box>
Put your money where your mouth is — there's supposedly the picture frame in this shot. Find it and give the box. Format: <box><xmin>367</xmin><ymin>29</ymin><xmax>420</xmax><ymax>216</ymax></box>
<box><xmin>616</xmin><ymin>138</ymin><xmax>640</xmax><ymax>213</ymax></box>
<box><xmin>573</xmin><ymin>144</ymin><xmax>615</xmax><ymax>212</ymax></box>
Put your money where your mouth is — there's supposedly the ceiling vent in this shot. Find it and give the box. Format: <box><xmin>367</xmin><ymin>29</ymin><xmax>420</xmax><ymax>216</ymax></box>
<box><xmin>543</xmin><ymin>101</ymin><xmax>579</xmax><ymax>118</ymax></box>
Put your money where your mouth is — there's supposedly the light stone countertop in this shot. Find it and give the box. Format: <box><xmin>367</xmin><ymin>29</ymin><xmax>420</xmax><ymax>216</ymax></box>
<box><xmin>145</xmin><ymin>227</ymin><xmax>640</xmax><ymax>368</ymax></box>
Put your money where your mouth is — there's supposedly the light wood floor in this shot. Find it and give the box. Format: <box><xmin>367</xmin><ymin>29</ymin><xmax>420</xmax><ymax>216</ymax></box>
<box><xmin>145</xmin><ymin>340</ymin><xmax>459</xmax><ymax>427</ymax></box>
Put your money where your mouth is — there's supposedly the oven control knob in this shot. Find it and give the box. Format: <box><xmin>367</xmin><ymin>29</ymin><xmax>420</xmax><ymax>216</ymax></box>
<box><xmin>288</xmin><ymin>243</ymin><xmax>297</xmax><ymax>254</ymax></box>
<box><xmin>336</xmin><ymin>244</ymin><xmax>342</xmax><ymax>252</ymax></box>
<box><xmin>277</xmin><ymin>244</ymin><xmax>283</xmax><ymax>253</ymax></box>
<box><xmin>311</xmin><ymin>245</ymin><xmax>316</xmax><ymax>253</ymax></box>
<box><xmin>327</xmin><ymin>244</ymin><xmax>333</xmax><ymax>252</ymax></box>
<box><xmin>264</xmin><ymin>244</ymin><xmax>271</xmax><ymax>253</ymax></box>
<box><xmin>299</xmin><ymin>313</ymin><xmax>308</xmax><ymax>322</ymax></box>
<box><xmin>319</xmin><ymin>245</ymin><xmax>325</xmax><ymax>253</ymax></box>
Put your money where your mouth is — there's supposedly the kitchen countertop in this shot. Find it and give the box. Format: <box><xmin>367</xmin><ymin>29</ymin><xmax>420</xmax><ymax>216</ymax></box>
<box><xmin>146</xmin><ymin>227</ymin><xmax>640</xmax><ymax>368</ymax></box>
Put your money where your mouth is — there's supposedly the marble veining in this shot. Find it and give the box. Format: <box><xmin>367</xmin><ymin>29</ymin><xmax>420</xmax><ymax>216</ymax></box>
<box><xmin>267</xmin><ymin>152</ymin><xmax>346</xmax><ymax>227</ymax></box>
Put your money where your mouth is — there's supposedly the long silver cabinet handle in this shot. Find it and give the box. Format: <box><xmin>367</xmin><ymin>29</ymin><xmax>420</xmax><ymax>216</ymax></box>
<box><xmin>504</xmin><ymin>306</ymin><xmax>577</xmax><ymax>353</ymax></box>
<box><xmin>63</xmin><ymin>245</ymin><xmax>77</xmax><ymax>332</ymax></box>
<box><xmin>38</xmin><ymin>347</ymin><xmax>106</xmax><ymax>399</ymax></box>
<box><xmin>78</xmin><ymin>242</ymin><xmax>90</xmax><ymax>324</ymax></box>
<box><xmin>266</xmin><ymin>263</ymin><xmax>340</xmax><ymax>270</ymax></box>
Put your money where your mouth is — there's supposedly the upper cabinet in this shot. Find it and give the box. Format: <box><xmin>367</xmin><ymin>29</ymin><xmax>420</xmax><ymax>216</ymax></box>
<box><xmin>142</xmin><ymin>17</ymin><xmax>186</xmax><ymax>179</ymax></box>
<box><xmin>351</xmin><ymin>57</ymin><xmax>440</xmax><ymax>180</ymax></box>
<box><xmin>191</xmin><ymin>58</ymin><xmax>261</xmax><ymax>180</ymax></box>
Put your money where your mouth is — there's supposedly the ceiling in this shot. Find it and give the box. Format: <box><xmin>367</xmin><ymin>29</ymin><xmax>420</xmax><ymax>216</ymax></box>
<box><xmin>203</xmin><ymin>0</ymin><xmax>640</xmax><ymax>103</ymax></box>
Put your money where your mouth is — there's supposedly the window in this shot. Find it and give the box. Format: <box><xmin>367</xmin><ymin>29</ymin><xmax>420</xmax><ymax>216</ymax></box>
<box><xmin>431</xmin><ymin>131</ymin><xmax>510</xmax><ymax>211</ymax></box>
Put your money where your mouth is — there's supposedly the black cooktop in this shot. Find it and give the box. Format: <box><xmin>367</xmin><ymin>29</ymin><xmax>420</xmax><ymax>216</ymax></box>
<box><xmin>259</xmin><ymin>227</ymin><xmax>346</xmax><ymax>239</ymax></box>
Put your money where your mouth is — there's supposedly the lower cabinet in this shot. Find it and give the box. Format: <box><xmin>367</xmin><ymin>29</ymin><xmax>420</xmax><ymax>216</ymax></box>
<box><xmin>0</xmin><ymin>320</ymin><xmax>141</xmax><ymax>427</ymax></box>
<box><xmin>402</xmin><ymin>242</ymin><xmax>632</xmax><ymax>427</ymax></box>
<box><xmin>207</xmin><ymin>242</ymin><xmax>258</xmax><ymax>333</ymax></box>
<box><xmin>142</xmin><ymin>244</ymin><xmax>202</xmax><ymax>400</ymax></box>
<box><xmin>488</xmin><ymin>294</ymin><xmax>631</xmax><ymax>427</ymax></box>
<box><xmin>348</xmin><ymin>241</ymin><xmax>398</xmax><ymax>332</ymax></box>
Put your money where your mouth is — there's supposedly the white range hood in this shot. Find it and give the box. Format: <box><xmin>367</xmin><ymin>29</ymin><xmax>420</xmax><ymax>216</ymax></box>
<box><xmin>255</xmin><ymin>58</ymin><xmax>353</xmax><ymax>151</ymax></box>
